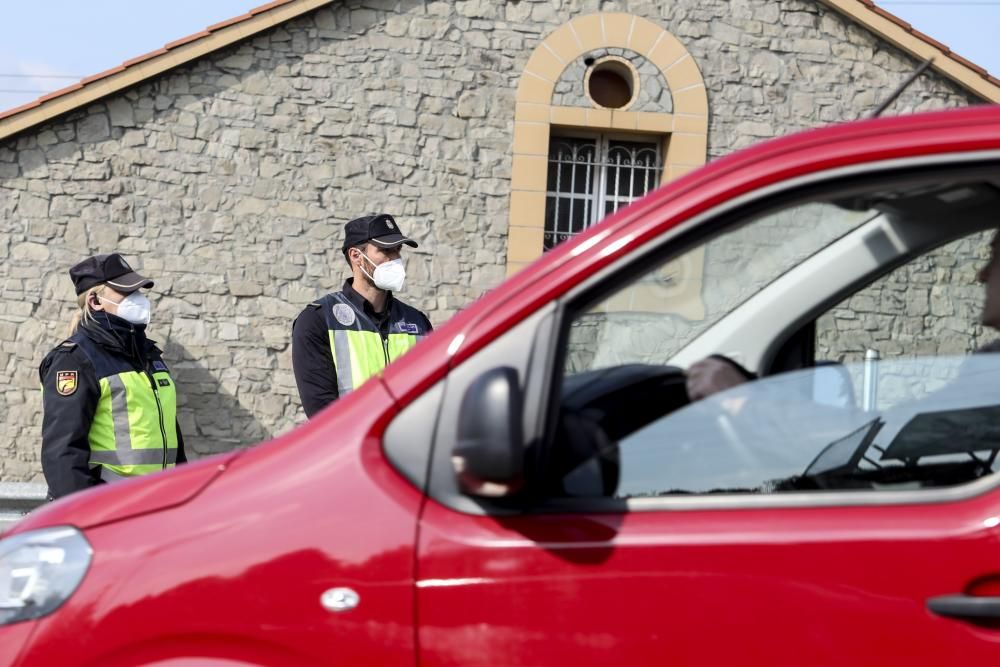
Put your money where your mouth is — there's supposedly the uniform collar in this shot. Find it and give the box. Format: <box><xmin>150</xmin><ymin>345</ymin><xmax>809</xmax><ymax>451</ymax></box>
<box><xmin>80</xmin><ymin>312</ymin><xmax>157</xmax><ymax>360</ymax></box>
<box><xmin>342</xmin><ymin>278</ymin><xmax>394</xmax><ymax>319</ymax></box>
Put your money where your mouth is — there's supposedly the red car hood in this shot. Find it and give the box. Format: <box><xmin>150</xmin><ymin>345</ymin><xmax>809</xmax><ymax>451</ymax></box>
<box><xmin>6</xmin><ymin>453</ymin><xmax>240</xmax><ymax>535</ymax></box>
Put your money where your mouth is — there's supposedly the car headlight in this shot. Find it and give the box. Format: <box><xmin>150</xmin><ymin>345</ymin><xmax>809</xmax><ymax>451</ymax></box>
<box><xmin>0</xmin><ymin>526</ymin><xmax>92</xmax><ymax>626</ymax></box>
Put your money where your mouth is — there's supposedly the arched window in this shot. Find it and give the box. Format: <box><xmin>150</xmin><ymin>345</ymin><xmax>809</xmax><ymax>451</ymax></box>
<box><xmin>508</xmin><ymin>13</ymin><xmax>709</xmax><ymax>281</ymax></box>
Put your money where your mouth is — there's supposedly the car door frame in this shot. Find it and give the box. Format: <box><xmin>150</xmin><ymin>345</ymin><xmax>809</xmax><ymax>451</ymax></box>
<box><xmin>420</xmin><ymin>153</ymin><xmax>1000</xmax><ymax>516</ymax></box>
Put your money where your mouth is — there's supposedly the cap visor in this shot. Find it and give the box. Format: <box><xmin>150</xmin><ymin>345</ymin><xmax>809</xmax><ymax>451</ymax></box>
<box><xmin>106</xmin><ymin>271</ymin><xmax>154</xmax><ymax>293</ymax></box>
<box><xmin>370</xmin><ymin>233</ymin><xmax>417</xmax><ymax>249</ymax></box>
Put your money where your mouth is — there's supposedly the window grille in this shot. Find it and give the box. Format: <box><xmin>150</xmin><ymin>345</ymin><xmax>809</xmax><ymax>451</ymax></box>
<box><xmin>544</xmin><ymin>135</ymin><xmax>662</xmax><ymax>250</ymax></box>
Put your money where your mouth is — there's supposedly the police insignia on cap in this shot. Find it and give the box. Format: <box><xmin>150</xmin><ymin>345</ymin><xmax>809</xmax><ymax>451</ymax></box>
<box><xmin>332</xmin><ymin>303</ymin><xmax>356</xmax><ymax>326</ymax></box>
<box><xmin>56</xmin><ymin>370</ymin><xmax>78</xmax><ymax>396</ymax></box>
<box><xmin>386</xmin><ymin>220</ymin><xmax>395</xmax><ymax>229</ymax></box>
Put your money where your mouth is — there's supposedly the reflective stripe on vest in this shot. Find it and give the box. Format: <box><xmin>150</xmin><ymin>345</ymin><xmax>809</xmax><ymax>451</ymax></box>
<box><xmin>88</xmin><ymin>369</ymin><xmax>178</xmax><ymax>477</ymax></box>
<box><xmin>100</xmin><ymin>466</ymin><xmax>128</xmax><ymax>483</ymax></box>
<box><xmin>329</xmin><ymin>329</ymin><xmax>420</xmax><ymax>395</ymax></box>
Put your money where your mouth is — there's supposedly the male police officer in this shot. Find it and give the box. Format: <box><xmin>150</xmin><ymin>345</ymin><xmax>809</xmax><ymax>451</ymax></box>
<box><xmin>292</xmin><ymin>214</ymin><xmax>433</xmax><ymax>417</ymax></box>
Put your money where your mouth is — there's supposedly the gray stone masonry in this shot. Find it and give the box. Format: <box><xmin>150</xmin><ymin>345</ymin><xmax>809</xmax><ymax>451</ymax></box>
<box><xmin>0</xmin><ymin>0</ymin><xmax>984</xmax><ymax>481</ymax></box>
<box><xmin>817</xmin><ymin>233</ymin><xmax>1000</xmax><ymax>385</ymax></box>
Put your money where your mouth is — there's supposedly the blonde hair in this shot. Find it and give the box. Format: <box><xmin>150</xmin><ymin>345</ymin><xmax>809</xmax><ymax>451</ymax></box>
<box><xmin>67</xmin><ymin>284</ymin><xmax>107</xmax><ymax>336</ymax></box>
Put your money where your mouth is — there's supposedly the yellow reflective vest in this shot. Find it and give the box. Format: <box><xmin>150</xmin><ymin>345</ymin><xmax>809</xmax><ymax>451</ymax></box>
<box><xmin>317</xmin><ymin>291</ymin><xmax>432</xmax><ymax>395</ymax></box>
<box><xmin>86</xmin><ymin>366</ymin><xmax>179</xmax><ymax>476</ymax></box>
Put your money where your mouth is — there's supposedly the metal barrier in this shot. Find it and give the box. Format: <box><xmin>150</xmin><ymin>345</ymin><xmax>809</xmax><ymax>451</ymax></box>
<box><xmin>0</xmin><ymin>482</ymin><xmax>48</xmax><ymax>534</ymax></box>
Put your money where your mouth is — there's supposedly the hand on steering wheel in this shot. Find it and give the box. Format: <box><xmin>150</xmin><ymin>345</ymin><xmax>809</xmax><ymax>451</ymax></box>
<box><xmin>686</xmin><ymin>356</ymin><xmax>753</xmax><ymax>401</ymax></box>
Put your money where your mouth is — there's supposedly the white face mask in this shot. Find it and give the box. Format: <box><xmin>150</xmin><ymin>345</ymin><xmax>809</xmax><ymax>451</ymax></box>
<box><xmin>359</xmin><ymin>253</ymin><xmax>406</xmax><ymax>292</ymax></box>
<box><xmin>99</xmin><ymin>291</ymin><xmax>151</xmax><ymax>326</ymax></box>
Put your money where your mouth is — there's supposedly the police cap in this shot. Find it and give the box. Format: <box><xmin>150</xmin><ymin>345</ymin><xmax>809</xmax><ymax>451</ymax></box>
<box><xmin>69</xmin><ymin>253</ymin><xmax>154</xmax><ymax>295</ymax></box>
<box><xmin>342</xmin><ymin>214</ymin><xmax>418</xmax><ymax>256</ymax></box>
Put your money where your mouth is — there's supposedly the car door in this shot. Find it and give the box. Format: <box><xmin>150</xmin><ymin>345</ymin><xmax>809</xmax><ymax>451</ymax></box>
<box><xmin>414</xmin><ymin>153</ymin><xmax>1000</xmax><ymax>666</ymax></box>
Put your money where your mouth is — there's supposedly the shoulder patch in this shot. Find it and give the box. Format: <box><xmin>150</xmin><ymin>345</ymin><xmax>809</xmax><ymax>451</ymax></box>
<box><xmin>152</xmin><ymin>360</ymin><xmax>168</xmax><ymax>372</ymax></box>
<box><xmin>332</xmin><ymin>303</ymin><xmax>356</xmax><ymax>327</ymax></box>
<box><xmin>56</xmin><ymin>370</ymin><xmax>78</xmax><ymax>396</ymax></box>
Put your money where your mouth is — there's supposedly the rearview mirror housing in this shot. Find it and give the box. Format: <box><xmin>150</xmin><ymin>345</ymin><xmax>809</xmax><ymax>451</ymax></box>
<box><xmin>452</xmin><ymin>367</ymin><xmax>525</xmax><ymax>498</ymax></box>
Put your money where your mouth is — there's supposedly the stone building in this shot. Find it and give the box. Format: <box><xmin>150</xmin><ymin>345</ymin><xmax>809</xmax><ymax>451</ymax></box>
<box><xmin>1</xmin><ymin>0</ymin><xmax>998</xmax><ymax>482</ymax></box>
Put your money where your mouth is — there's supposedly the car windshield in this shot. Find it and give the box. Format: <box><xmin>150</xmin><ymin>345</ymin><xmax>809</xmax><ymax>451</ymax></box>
<box><xmin>609</xmin><ymin>354</ymin><xmax>1000</xmax><ymax>497</ymax></box>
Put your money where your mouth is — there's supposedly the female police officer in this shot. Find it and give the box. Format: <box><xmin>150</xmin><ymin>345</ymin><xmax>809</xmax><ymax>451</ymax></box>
<box><xmin>39</xmin><ymin>253</ymin><xmax>186</xmax><ymax>499</ymax></box>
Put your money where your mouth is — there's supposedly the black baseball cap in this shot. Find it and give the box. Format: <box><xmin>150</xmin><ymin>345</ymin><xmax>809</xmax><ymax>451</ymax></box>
<box><xmin>342</xmin><ymin>214</ymin><xmax>418</xmax><ymax>254</ymax></box>
<box><xmin>69</xmin><ymin>253</ymin><xmax>154</xmax><ymax>295</ymax></box>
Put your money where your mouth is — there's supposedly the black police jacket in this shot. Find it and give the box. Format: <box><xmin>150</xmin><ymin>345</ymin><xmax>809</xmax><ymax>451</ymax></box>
<box><xmin>38</xmin><ymin>313</ymin><xmax>186</xmax><ymax>499</ymax></box>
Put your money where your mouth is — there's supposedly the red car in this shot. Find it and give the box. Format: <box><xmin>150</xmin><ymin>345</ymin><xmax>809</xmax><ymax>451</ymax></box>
<box><xmin>4</xmin><ymin>106</ymin><xmax>1000</xmax><ymax>666</ymax></box>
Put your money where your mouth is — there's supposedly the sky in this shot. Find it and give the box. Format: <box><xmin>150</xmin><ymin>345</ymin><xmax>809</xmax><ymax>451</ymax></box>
<box><xmin>0</xmin><ymin>1</ymin><xmax>255</xmax><ymax>113</ymax></box>
<box><xmin>0</xmin><ymin>1</ymin><xmax>998</xmax><ymax>114</ymax></box>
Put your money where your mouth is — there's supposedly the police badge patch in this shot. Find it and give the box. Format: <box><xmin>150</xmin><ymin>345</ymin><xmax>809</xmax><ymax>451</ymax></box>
<box><xmin>56</xmin><ymin>370</ymin><xmax>78</xmax><ymax>396</ymax></box>
<box><xmin>332</xmin><ymin>303</ymin><xmax>356</xmax><ymax>327</ymax></box>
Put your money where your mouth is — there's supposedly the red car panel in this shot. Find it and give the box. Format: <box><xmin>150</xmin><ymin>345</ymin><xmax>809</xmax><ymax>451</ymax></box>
<box><xmin>6</xmin><ymin>380</ymin><xmax>420</xmax><ymax>666</ymax></box>
<box><xmin>416</xmin><ymin>485</ymin><xmax>1000</xmax><ymax>665</ymax></box>
<box><xmin>8</xmin><ymin>452</ymin><xmax>239</xmax><ymax>535</ymax></box>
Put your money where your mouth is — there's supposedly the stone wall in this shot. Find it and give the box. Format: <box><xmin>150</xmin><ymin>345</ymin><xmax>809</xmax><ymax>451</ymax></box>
<box><xmin>817</xmin><ymin>233</ymin><xmax>999</xmax><ymax>395</ymax></box>
<box><xmin>0</xmin><ymin>0</ymin><xmax>985</xmax><ymax>482</ymax></box>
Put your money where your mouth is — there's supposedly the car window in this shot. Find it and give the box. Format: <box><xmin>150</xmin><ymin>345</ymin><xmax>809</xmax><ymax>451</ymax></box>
<box><xmin>565</xmin><ymin>200</ymin><xmax>876</xmax><ymax>374</ymax></box>
<box><xmin>549</xmin><ymin>176</ymin><xmax>1000</xmax><ymax>502</ymax></box>
<box><xmin>553</xmin><ymin>355</ymin><xmax>1000</xmax><ymax>499</ymax></box>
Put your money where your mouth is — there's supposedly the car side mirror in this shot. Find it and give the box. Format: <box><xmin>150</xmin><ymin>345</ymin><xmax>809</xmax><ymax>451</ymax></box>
<box><xmin>452</xmin><ymin>366</ymin><xmax>525</xmax><ymax>498</ymax></box>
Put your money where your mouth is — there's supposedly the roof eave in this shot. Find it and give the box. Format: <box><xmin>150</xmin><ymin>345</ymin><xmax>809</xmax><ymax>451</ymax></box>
<box><xmin>818</xmin><ymin>0</ymin><xmax>1000</xmax><ymax>104</ymax></box>
<box><xmin>1</xmin><ymin>0</ymin><xmax>997</xmax><ymax>144</ymax></box>
<box><xmin>0</xmin><ymin>0</ymin><xmax>331</xmax><ymax>142</ymax></box>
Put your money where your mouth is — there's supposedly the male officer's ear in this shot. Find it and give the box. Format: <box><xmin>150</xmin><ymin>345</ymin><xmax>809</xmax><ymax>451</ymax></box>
<box><xmin>351</xmin><ymin>246</ymin><xmax>368</xmax><ymax>268</ymax></box>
